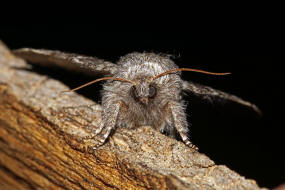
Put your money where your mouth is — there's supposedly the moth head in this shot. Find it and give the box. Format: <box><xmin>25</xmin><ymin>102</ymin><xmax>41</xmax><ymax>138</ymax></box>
<box><xmin>130</xmin><ymin>82</ymin><xmax>157</xmax><ymax>105</ymax></box>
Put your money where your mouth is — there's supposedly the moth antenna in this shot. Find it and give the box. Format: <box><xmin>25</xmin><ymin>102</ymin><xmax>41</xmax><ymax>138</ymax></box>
<box><xmin>62</xmin><ymin>77</ymin><xmax>134</xmax><ymax>93</ymax></box>
<box><xmin>152</xmin><ymin>68</ymin><xmax>231</xmax><ymax>80</ymax></box>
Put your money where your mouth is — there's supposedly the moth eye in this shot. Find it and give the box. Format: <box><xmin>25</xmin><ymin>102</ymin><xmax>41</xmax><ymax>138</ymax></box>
<box><xmin>148</xmin><ymin>85</ymin><xmax>157</xmax><ymax>98</ymax></box>
<box><xmin>131</xmin><ymin>86</ymin><xmax>139</xmax><ymax>99</ymax></box>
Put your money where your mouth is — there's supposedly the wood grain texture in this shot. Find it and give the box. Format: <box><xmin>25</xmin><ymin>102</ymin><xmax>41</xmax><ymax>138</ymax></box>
<box><xmin>0</xmin><ymin>40</ymin><xmax>267</xmax><ymax>190</ymax></box>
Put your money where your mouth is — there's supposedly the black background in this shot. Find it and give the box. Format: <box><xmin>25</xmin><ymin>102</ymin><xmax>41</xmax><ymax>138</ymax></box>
<box><xmin>1</xmin><ymin>25</ymin><xmax>283</xmax><ymax>189</ymax></box>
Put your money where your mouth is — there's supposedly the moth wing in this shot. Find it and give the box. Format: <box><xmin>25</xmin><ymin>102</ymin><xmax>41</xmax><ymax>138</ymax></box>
<box><xmin>13</xmin><ymin>48</ymin><xmax>118</xmax><ymax>76</ymax></box>
<box><xmin>182</xmin><ymin>81</ymin><xmax>261</xmax><ymax>115</ymax></box>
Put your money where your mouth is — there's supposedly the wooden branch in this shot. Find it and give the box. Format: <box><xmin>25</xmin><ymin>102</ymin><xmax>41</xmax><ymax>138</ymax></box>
<box><xmin>0</xmin><ymin>40</ymin><xmax>267</xmax><ymax>190</ymax></box>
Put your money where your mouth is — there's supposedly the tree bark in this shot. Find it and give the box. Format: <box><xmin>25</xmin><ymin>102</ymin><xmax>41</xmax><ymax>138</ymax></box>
<box><xmin>0</xmin><ymin>41</ymin><xmax>267</xmax><ymax>190</ymax></box>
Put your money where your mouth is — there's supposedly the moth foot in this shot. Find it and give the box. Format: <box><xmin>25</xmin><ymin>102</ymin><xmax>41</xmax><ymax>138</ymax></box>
<box><xmin>82</xmin><ymin>133</ymin><xmax>96</xmax><ymax>140</ymax></box>
<box><xmin>185</xmin><ymin>141</ymin><xmax>199</xmax><ymax>151</ymax></box>
<box><xmin>92</xmin><ymin>135</ymin><xmax>108</xmax><ymax>150</ymax></box>
<box><xmin>190</xmin><ymin>144</ymin><xmax>199</xmax><ymax>150</ymax></box>
<box><xmin>92</xmin><ymin>142</ymin><xmax>104</xmax><ymax>150</ymax></box>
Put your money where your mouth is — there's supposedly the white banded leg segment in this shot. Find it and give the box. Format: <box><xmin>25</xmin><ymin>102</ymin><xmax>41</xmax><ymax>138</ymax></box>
<box><xmin>169</xmin><ymin>101</ymin><xmax>198</xmax><ymax>150</ymax></box>
<box><xmin>81</xmin><ymin>122</ymin><xmax>104</xmax><ymax>140</ymax></box>
<box><xmin>94</xmin><ymin>121</ymin><xmax>104</xmax><ymax>134</ymax></box>
<box><xmin>94</xmin><ymin>101</ymin><xmax>122</xmax><ymax>148</ymax></box>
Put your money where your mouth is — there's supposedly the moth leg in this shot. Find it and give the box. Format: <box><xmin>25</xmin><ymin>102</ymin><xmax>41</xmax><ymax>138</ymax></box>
<box><xmin>159</xmin><ymin>104</ymin><xmax>179</xmax><ymax>139</ymax></box>
<box><xmin>93</xmin><ymin>101</ymin><xmax>122</xmax><ymax>149</ymax></box>
<box><xmin>169</xmin><ymin>101</ymin><xmax>198</xmax><ymax>150</ymax></box>
<box><xmin>81</xmin><ymin>122</ymin><xmax>104</xmax><ymax>140</ymax></box>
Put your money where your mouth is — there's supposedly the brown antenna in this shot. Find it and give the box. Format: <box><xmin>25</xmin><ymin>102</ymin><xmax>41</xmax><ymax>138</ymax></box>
<box><xmin>62</xmin><ymin>77</ymin><xmax>135</xmax><ymax>93</ymax></box>
<box><xmin>152</xmin><ymin>68</ymin><xmax>231</xmax><ymax>80</ymax></box>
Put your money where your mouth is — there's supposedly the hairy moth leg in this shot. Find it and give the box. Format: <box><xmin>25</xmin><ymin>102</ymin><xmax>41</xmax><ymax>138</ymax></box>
<box><xmin>169</xmin><ymin>101</ymin><xmax>198</xmax><ymax>150</ymax></box>
<box><xmin>93</xmin><ymin>101</ymin><xmax>122</xmax><ymax>149</ymax></box>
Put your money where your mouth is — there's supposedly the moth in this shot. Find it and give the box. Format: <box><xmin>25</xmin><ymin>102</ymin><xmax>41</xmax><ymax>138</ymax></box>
<box><xmin>13</xmin><ymin>48</ymin><xmax>261</xmax><ymax>150</ymax></box>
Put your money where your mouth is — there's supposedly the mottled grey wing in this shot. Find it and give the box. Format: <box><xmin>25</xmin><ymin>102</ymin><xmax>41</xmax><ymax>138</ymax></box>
<box><xmin>182</xmin><ymin>81</ymin><xmax>261</xmax><ymax>115</ymax></box>
<box><xmin>13</xmin><ymin>48</ymin><xmax>118</xmax><ymax>76</ymax></box>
